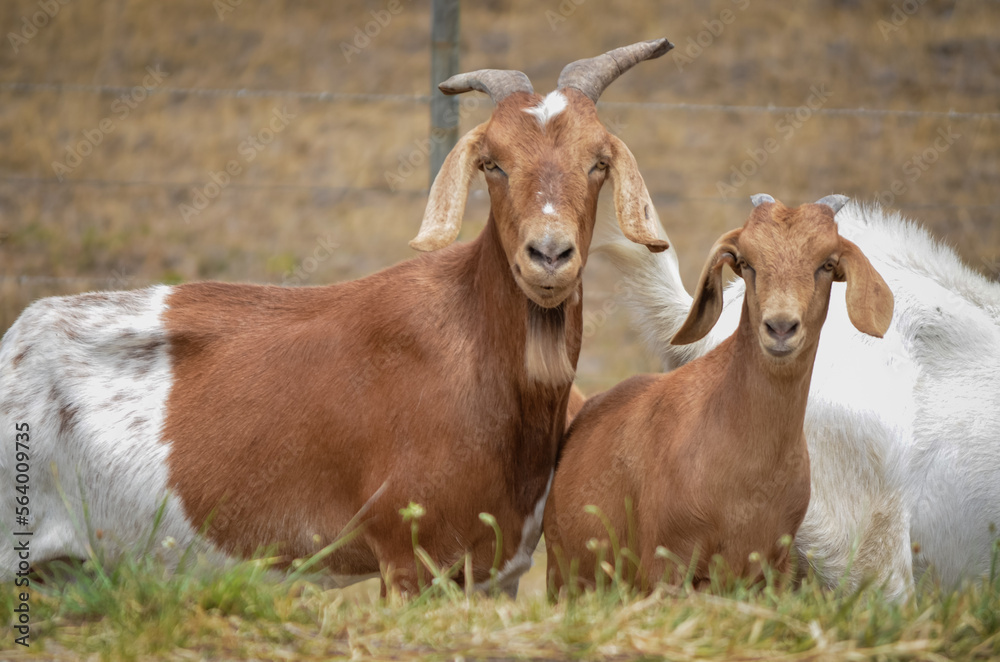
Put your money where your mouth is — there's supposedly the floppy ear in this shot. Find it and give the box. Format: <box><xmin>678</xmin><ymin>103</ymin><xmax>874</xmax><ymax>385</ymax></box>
<box><xmin>672</xmin><ymin>228</ymin><xmax>742</xmax><ymax>345</ymax></box>
<box><xmin>410</xmin><ymin>123</ymin><xmax>488</xmax><ymax>252</ymax></box>
<box><xmin>835</xmin><ymin>237</ymin><xmax>894</xmax><ymax>338</ymax></box>
<box><xmin>607</xmin><ymin>134</ymin><xmax>669</xmax><ymax>253</ymax></box>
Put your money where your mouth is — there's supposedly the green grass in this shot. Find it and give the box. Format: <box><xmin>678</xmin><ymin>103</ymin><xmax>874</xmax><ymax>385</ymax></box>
<box><xmin>3</xmin><ymin>540</ymin><xmax>999</xmax><ymax>660</ymax></box>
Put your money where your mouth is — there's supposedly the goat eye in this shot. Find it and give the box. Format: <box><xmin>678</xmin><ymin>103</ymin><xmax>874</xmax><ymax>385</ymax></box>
<box><xmin>589</xmin><ymin>158</ymin><xmax>610</xmax><ymax>174</ymax></box>
<box><xmin>482</xmin><ymin>159</ymin><xmax>503</xmax><ymax>174</ymax></box>
<box><xmin>816</xmin><ymin>259</ymin><xmax>837</xmax><ymax>278</ymax></box>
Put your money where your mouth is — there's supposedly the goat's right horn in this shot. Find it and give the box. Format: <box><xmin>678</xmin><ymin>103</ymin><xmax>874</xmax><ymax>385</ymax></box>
<box><xmin>557</xmin><ymin>38</ymin><xmax>674</xmax><ymax>103</ymax></box>
<box><xmin>439</xmin><ymin>70</ymin><xmax>534</xmax><ymax>104</ymax></box>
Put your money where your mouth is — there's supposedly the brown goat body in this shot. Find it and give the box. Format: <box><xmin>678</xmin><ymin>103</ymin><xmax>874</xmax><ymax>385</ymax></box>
<box><xmin>165</xmin><ymin>227</ymin><xmax>575</xmax><ymax>589</ymax></box>
<box><xmin>544</xmin><ymin>197</ymin><xmax>894</xmax><ymax>593</ymax></box>
<box><xmin>0</xmin><ymin>42</ymin><xmax>679</xmax><ymax>595</ymax></box>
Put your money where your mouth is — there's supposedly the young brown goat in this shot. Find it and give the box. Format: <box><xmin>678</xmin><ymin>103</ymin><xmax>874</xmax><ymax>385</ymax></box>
<box><xmin>543</xmin><ymin>195</ymin><xmax>894</xmax><ymax>593</ymax></box>
<box><xmin>0</xmin><ymin>40</ymin><xmax>672</xmax><ymax>595</ymax></box>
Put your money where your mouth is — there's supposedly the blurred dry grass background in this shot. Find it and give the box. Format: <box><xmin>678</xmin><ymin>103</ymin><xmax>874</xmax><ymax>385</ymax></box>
<box><xmin>1</xmin><ymin>0</ymin><xmax>998</xmax><ymax>397</ymax></box>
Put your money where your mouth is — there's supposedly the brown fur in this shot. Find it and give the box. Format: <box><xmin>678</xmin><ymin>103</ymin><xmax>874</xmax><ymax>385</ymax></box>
<box><xmin>544</xmin><ymin>199</ymin><xmax>894</xmax><ymax>594</ymax></box>
<box><xmin>162</xmin><ymin>79</ymin><xmax>662</xmax><ymax>594</ymax></box>
<box><xmin>565</xmin><ymin>384</ymin><xmax>586</xmax><ymax>430</ymax></box>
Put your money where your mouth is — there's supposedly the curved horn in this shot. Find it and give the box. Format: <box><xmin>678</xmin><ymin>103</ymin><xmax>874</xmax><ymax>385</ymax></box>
<box><xmin>815</xmin><ymin>194</ymin><xmax>849</xmax><ymax>215</ymax></box>
<box><xmin>751</xmin><ymin>193</ymin><xmax>775</xmax><ymax>207</ymax></box>
<box><xmin>556</xmin><ymin>38</ymin><xmax>674</xmax><ymax>103</ymax></box>
<box><xmin>439</xmin><ymin>69</ymin><xmax>534</xmax><ymax>104</ymax></box>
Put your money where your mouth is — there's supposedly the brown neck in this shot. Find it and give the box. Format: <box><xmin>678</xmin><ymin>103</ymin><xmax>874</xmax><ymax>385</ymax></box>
<box><xmin>467</xmin><ymin>212</ymin><xmax>524</xmax><ymax>329</ymax></box>
<box><xmin>715</xmin><ymin>302</ymin><xmax>819</xmax><ymax>459</ymax></box>
<box><xmin>463</xmin><ymin>211</ymin><xmax>582</xmax><ymax>380</ymax></box>
<box><xmin>461</xmin><ymin>211</ymin><xmax>580</xmax><ymax>508</ymax></box>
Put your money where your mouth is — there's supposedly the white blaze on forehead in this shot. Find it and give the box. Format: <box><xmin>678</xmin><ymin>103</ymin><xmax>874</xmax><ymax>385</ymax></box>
<box><xmin>524</xmin><ymin>91</ymin><xmax>567</xmax><ymax>126</ymax></box>
<box><xmin>542</xmin><ymin>202</ymin><xmax>556</xmax><ymax>215</ymax></box>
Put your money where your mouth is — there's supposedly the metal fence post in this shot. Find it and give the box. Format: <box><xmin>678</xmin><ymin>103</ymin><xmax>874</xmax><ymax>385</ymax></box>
<box><xmin>430</xmin><ymin>0</ymin><xmax>459</xmax><ymax>187</ymax></box>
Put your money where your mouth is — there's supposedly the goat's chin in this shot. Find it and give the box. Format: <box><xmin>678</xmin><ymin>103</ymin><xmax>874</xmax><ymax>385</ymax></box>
<box><xmin>760</xmin><ymin>339</ymin><xmax>804</xmax><ymax>362</ymax></box>
<box><xmin>516</xmin><ymin>279</ymin><xmax>578</xmax><ymax>309</ymax></box>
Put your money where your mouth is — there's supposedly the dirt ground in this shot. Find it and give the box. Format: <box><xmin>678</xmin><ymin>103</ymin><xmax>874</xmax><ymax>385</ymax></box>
<box><xmin>1</xmin><ymin>0</ymin><xmax>998</xmax><ymax>394</ymax></box>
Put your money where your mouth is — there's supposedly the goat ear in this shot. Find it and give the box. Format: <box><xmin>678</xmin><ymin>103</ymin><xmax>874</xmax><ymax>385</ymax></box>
<box><xmin>672</xmin><ymin>228</ymin><xmax>742</xmax><ymax>345</ymax></box>
<box><xmin>835</xmin><ymin>237</ymin><xmax>894</xmax><ymax>338</ymax></box>
<box><xmin>410</xmin><ymin>123</ymin><xmax>488</xmax><ymax>252</ymax></box>
<box><xmin>608</xmin><ymin>134</ymin><xmax>669</xmax><ymax>253</ymax></box>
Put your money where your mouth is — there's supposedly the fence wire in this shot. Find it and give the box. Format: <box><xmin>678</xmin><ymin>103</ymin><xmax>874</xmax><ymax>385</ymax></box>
<box><xmin>3</xmin><ymin>81</ymin><xmax>999</xmax><ymax>121</ymax></box>
<box><xmin>2</xmin><ymin>80</ymin><xmax>997</xmax><ymax>288</ymax></box>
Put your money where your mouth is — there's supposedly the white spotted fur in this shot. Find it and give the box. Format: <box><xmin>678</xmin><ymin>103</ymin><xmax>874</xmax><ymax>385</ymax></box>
<box><xmin>595</xmin><ymin>200</ymin><xmax>1000</xmax><ymax>598</ymax></box>
<box><xmin>0</xmin><ymin>286</ymin><xmax>215</xmax><ymax>578</ymax></box>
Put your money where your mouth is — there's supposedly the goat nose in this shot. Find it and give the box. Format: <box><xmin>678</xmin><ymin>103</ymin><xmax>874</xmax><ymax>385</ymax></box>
<box><xmin>526</xmin><ymin>238</ymin><xmax>575</xmax><ymax>271</ymax></box>
<box><xmin>765</xmin><ymin>317</ymin><xmax>800</xmax><ymax>341</ymax></box>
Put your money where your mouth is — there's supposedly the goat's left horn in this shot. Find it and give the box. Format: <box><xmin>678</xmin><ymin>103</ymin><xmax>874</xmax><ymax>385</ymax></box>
<box><xmin>815</xmin><ymin>194</ymin><xmax>849</xmax><ymax>215</ymax></box>
<box><xmin>439</xmin><ymin>70</ymin><xmax>534</xmax><ymax>104</ymax></box>
<box><xmin>557</xmin><ymin>38</ymin><xmax>674</xmax><ymax>103</ymax></box>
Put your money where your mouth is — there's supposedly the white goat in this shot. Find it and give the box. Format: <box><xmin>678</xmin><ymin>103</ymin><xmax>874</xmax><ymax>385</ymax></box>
<box><xmin>597</xmin><ymin>196</ymin><xmax>1000</xmax><ymax>598</ymax></box>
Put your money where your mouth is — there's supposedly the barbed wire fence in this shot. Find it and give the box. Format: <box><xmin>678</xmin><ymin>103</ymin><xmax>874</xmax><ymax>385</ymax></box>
<box><xmin>4</xmin><ymin>80</ymin><xmax>998</xmax><ymax>197</ymax></box>
<box><xmin>2</xmin><ymin>80</ymin><xmax>999</xmax><ymax>290</ymax></box>
<box><xmin>4</xmin><ymin>81</ymin><xmax>999</xmax><ymax>121</ymax></box>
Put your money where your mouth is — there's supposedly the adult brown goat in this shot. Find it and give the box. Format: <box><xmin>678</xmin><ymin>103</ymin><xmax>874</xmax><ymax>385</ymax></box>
<box><xmin>543</xmin><ymin>195</ymin><xmax>894</xmax><ymax>594</ymax></box>
<box><xmin>0</xmin><ymin>40</ymin><xmax>671</xmax><ymax>595</ymax></box>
